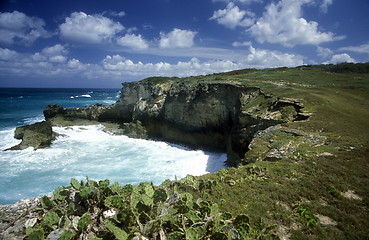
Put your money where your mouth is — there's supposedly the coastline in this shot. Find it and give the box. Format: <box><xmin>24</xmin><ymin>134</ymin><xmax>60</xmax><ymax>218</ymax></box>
<box><xmin>2</xmin><ymin>64</ymin><xmax>369</xmax><ymax>239</ymax></box>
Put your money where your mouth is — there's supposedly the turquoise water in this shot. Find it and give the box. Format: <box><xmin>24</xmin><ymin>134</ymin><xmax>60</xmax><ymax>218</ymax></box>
<box><xmin>0</xmin><ymin>88</ymin><xmax>226</xmax><ymax>204</ymax></box>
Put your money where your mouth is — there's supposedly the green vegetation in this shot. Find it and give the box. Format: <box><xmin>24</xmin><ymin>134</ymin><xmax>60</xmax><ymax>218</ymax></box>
<box><xmin>26</xmin><ymin>177</ymin><xmax>278</xmax><ymax>239</ymax></box>
<box><xmin>26</xmin><ymin>63</ymin><xmax>369</xmax><ymax>239</ymax></box>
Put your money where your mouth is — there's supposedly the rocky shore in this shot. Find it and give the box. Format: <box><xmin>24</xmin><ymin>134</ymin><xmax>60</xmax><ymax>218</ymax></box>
<box><xmin>1</xmin><ymin>77</ymin><xmax>316</xmax><ymax>239</ymax></box>
<box><xmin>19</xmin><ymin>78</ymin><xmax>310</xmax><ymax>166</ymax></box>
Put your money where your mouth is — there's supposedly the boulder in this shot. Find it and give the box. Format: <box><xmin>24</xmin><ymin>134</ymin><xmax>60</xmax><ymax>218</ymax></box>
<box><xmin>6</xmin><ymin>121</ymin><xmax>58</xmax><ymax>150</ymax></box>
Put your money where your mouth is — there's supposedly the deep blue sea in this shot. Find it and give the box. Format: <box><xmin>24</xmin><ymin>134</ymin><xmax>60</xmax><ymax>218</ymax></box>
<box><xmin>0</xmin><ymin>88</ymin><xmax>226</xmax><ymax>204</ymax></box>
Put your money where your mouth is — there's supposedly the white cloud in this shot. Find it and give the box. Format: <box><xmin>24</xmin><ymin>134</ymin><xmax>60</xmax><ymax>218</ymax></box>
<box><xmin>249</xmin><ymin>0</ymin><xmax>344</xmax><ymax>47</ymax></box>
<box><xmin>117</xmin><ymin>34</ymin><xmax>149</xmax><ymax>50</ymax></box>
<box><xmin>320</xmin><ymin>0</ymin><xmax>333</xmax><ymax>13</ymax></box>
<box><xmin>49</xmin><ymin>55</ymin><xmax>67</xmax><ymax>63</ymax></box>
<box><xmin>210</xmin><ymin>3</ymin><xmax>254</xmax><ymax>29</ymax></box>
<box><xmin>244</xmin><ymin>46</ymin><xmax>303</xmax><ymax>68</ymax></box>
<box><xmin>0</xmin><ymin>43</ymin><xmax>304</xmax><ymax>86</ymax></box>
<box><xmin>159</xmin><ymin>28</ymin><xmax>197</xmax><ymax>48</ymax></box>
<box><xmin>39</xmin><ymin>44</ymin><xmax>68</xmax><ymax>63</ymax></box>
<box><xmin>233</xmin><ymin>41</ymin><xmax>252</xmax><ymax>47</ymax></box>
<box><xmin>0</xmin><ymin>11</ymin><xmax>49</xmax><ymax>46</ymax></box>
<box><xmin>0</xmin><ymin>48</ymin><xmax>18</xmax><ymax>60</ymax></box>
<box><xmin>339</xmin><ymin>42</ymin><xmax>369</xmax><ymax>55</ymax></box>
<box><xmin>67</xmin><ymin>59</ymin><xmax>84</xmax><ymax>69</ymax></box>
<box><xmin>101</xmin><ymin>47</ymin><xmax>302</xmax><ymax>78</ymax></box>
<box><xmin>324</xmin><ymin>53</ymin><xmax>355</xmax><ymax>64</ymax></box>
<box><xmin>316</xmin><ymin>46</ymin><xmax>333</xmax><ymax>59</ymax></box>
<box><xmin>42</xmin><ymin>44</ymin><xmax>68</xmax><ymax>56</ymax></box>
<box><xmin>59</xmin><ymin>12</ymin><xmax>124</xmax><ymax>44</ymax></box>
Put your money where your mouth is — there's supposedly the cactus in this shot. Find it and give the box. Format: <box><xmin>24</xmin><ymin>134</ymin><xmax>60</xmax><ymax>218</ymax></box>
<box><xmin>99</xmin><ymin>179</ymin><xmax>110</xmax><ymax>189</ymax></box>
<box><xmin>153</xmin><ymin>188</ymin><xmax>167</xmax><ymax>203</ymax></box>
<box><xmin>141</xmin><ymin>193</ymin><xmax>154</xmax><ymax>207</ymax></box>
<box><xmin>40</xmin><ymin>195</ymin><xmax>54</xmax><ymax>210</ymax></box>
<box><xmin>104</xmin><ymin>195</ymin><xmax>127</xmax><ymax>209</ymax></box>
<box><xmin>70</xmin><ymin>178</ymin><xmax>81</xmax><ymax>190</ymax></box>
<box><xmin>42</xmin><ymin>211</ymin><xmax>60</xmax><ymax>229</ymax></box>
<box><xmin>143</xmin><ymin>219</ymin><xmax>161</xmax><ymax>236</ymax></box>
<box><xmin>26</xmin><ymin>177</ymin><xmax>262</xmax><ymax>240</ymax></box>
<box><xmin>80</xmin><ymin>186</ymin><xmax>94</xmax><ymax>199</ymax></box>
<box><xmin>77</xmin><ymin>214</ymin><xmax>91</xmax><ymax>232</ymax></box>
<box><xmin>186</xmin><ymin>226</ymin><xmax>206</xmax><ymax>240</ymax></box>
<box><xmin>66</xmin><ymin>203</ymin><xmax>76</xmax><ymax>216</ymax></box>
<box><xmin>185</xmin><ymin>210</ymin><xmax>201</xmax><ymax>224</ymax></box>
<box><xmin>53</xmin><ymin>187</ymin><xmax>67</xmax><ymax>202</ymax></box>
<box><xmin>110</xmin><ymin>181</ymin><xmax>121</xmax><ymax>194</ymax></box>
<box><xmin>104</xmin><ymin>219</ymin><xmax>128</xmax><ymax>240</ymax></box>
<box><xmin>25</xmin><ymin>227</ymin><xmax>44</xmax><ymax>240</ymax></box>
<box><xmin>179</xmin><ymin>192</ymin><xmax>193</xmax><ymax>208</ymax></box>
<box><xmin>211</xmin><ymin>232</ymin><xmax>228</xmax><ymax>240</ymax></box>
<box><xmin>167</xmin><ymin>231</ymin><xmax>184</xmax><ymax>240</ymax></box>
<box><xmin>234</xmin><ymin>214</ymin><xmax>250</xmax><ymax>238</ymax></box>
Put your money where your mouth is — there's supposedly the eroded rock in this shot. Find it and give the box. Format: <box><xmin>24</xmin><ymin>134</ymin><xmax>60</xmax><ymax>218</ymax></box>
<box><xmin>41</xmin><ymin>80</ymin><xmax>309</xmax><ymax>166</ymax></box>
<box><xmin>6</xmin><ymin>121</ymin><xmax>58</xmax><ymax>151</ymax></box>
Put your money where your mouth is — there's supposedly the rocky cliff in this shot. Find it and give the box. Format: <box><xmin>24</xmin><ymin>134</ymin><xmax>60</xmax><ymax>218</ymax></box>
<box><xmin>44</xmin><ymin>78</ymin><xmax>309</xmax><ymax>166</ymax></box>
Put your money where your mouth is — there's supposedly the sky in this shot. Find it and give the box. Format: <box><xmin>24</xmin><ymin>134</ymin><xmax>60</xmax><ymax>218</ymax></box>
<box><xmin>0</xmin><ymin>0</ymin><xmax>368</xmax><ymax>88</ymax></box>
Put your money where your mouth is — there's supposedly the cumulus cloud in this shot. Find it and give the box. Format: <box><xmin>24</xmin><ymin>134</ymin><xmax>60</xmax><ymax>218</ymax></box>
<box><xmin>117</xmin><ymin>33</ymin><xmax>149</xmax><ymax>50</ymax></box>
<box><xmin>210</xmin><ymin>3</ymin><xmax>255</xmax><ymax>29</ymax></box>
<box><xmin>101</xmin><ymin>47</ymin><xmax>302</xmax><ymax>78</ymax></box>
<box><xmin>249</xmin><ymin>0</ymin><xmax>344</xmax><ymax>47</ymax></box>
<box><xmin>0</xmin><ymin>48</ymin><xmax>18</xmax><ymax>60</ymax></box>
<box><xmin>42</xmin><ymin>44</ymin><xmax>68</xmax><ymax>56</ymax></box>
<box><xmin>244</xmin><ymin>46</ymin><xmax>303</xmax><ymax>68</ymax></box>
<box><xmin>324</xmin><ymin>53</ymin><xmax>355</xmax><ymax>64</ymax></box>
<box><xmin>40</xmin><ymin>44</ymin><xmax>68</xmax><ymax>63</ymax></box>
<box><xmin>0</xmin><ymin>44</ymin><xmax>304</xmax><ymax>84</ymax></box>
<box><xmin>316</xmin><ymin>46</ymin><xmax>333</xmax><ymax>59</ymax></box>
<box><xmin>0</xmin><ymin>11</ymin><xmax>49</xmax><ymax>46</ymax></box>
<box><xmin>59</xmin><ymin>12</ymin><xmax>124</xmax><ymax>44</ymax></box>
<box><xmin>159</xmin><ymin>28</ymin><xmax>197</xmax><ymax>48</ymax></box>
<box><xmin>339</xmin><ymin>42</ymin><xmax>369</xmax><ymax>55</ymax></box>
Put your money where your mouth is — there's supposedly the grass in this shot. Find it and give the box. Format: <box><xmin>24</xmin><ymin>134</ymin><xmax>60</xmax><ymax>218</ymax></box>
<box><xmin>22</xmin><ymin>63</ymin><xmax>369</xmax><ymax>239</ymax></box>
<box><xmin>177</xmin><ymin>63</ymin><xmax>369</xmax><ymax>239</ymax></box>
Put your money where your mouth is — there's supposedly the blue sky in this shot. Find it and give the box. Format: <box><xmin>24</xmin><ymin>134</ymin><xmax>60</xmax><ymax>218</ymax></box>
<box><xmin>0</xmin><ymin>0</ymin><xmax>368</xmax><ymax>88</ymax></box>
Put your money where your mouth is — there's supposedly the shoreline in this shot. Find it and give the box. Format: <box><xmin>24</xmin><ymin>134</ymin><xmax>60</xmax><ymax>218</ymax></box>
<box><xmin>0</xmin><ymin>121</ymin><xmax>227</xmax><ymax>205</ymax></box>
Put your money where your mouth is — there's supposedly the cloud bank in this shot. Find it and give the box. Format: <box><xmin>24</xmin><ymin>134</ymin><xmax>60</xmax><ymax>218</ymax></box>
<box><xmin>0</xmin><ymin>11</ymin><xmax>49</xmax><ymax>46</ymax></box>
<box><xmin>59</xmin><ymin>12</ymin><xmax>124</xmax><ymax>44</ymax></box>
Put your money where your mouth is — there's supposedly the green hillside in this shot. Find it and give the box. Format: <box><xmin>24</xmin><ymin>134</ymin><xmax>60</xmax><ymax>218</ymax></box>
<box><xmin>19</xmin><ymin>63</ymin><xmax>369</xmax><ymax>240</ymax></box>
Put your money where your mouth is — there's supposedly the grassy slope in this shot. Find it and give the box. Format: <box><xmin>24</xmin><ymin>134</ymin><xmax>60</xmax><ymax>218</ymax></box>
<box><xmin>184</xmin><ymin>65</ymin><xmax>369</xmax><ymax>239</ymax></box>
<box><xmin>15</xmin><ymin>64</ymin><xmax>369</xmax><ymax>239</ymax></box>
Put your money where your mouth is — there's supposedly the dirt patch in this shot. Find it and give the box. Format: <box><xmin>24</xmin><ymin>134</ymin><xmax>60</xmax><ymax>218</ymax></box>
<box><xmin>316</xmin><ymin>214</ymin><xmax>337</xmax><ymax>227</ymax></box>
<box><xmin>341</xmin><ymin>190</ymin><xmax>362</xmax><ymax>201</ymax></box>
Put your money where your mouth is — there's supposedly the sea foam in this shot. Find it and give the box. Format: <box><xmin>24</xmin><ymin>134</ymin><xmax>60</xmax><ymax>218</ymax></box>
<box><xmin>0</xmin><ymin>125</ymin><xmax>226</xmax><ymax>204</ymax></box>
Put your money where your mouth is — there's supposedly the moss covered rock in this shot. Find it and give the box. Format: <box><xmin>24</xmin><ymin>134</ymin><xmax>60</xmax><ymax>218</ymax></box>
<box><xmin>6</xmin><ymin>121</ymin><xmax>58</xmax><ymax>150</ymax></box>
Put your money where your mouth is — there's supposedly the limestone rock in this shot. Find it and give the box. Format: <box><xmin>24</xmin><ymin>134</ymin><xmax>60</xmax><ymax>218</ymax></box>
<box><xmin>6</xmin><ymin>121</ymin><xmax>58</xmax><ymax>150</ymax></box>
<box><xmin>38</xmin><ymin>79</ymin><xmax>309</xmax><ymax>166</ymax></box>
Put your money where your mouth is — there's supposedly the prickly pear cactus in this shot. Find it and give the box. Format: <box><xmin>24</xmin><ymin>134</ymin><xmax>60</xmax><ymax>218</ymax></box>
<box><xmin>25</xmin><ymin>176</ymin><xmax>274</xmax><ymax>239</ymax></box>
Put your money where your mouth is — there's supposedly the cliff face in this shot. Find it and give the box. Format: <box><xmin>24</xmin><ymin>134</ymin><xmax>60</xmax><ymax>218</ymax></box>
<box><xmin>44</xmin><ymin>79</ymin><xmax>308</xmax><ymax>166</ymax></box>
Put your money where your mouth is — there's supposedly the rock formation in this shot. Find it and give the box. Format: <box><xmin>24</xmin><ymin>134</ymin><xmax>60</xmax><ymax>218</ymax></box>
<box><xmin>43</xmin><ymin>78</ymin><xmax>309</xmax><ymax>166</ymax></box>
<box><xmin>6</xmin><ymin>121</ymin><xmax>57</xmax><ymax>151</ymax></box>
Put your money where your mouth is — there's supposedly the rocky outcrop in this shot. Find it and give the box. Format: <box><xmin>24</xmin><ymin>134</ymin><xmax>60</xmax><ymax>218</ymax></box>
<box><xmin>43</xmin><ymin>78</ymin><xmax>309</xmax><ymax>166</ymax></box>
<box><xmin>0</xmin><ymin>197</ymin><xmax>40</xmax><ymax>240</ymax></box>
<box><xmin>244</xmin><ymin>125</ymin><xmax>327</xmax><ymax>163</ymax></box>
<box><xmin>6</xmin><ymin>121</ymin><xmax>57</xmax><ymax>150</ymax></box>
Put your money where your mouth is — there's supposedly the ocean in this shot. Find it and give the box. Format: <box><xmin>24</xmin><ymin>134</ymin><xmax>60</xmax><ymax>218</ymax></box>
<box><xmin>0</xmin><ymin>88</ymin><xmax>226</xmax><ymax>205</ymax></box>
